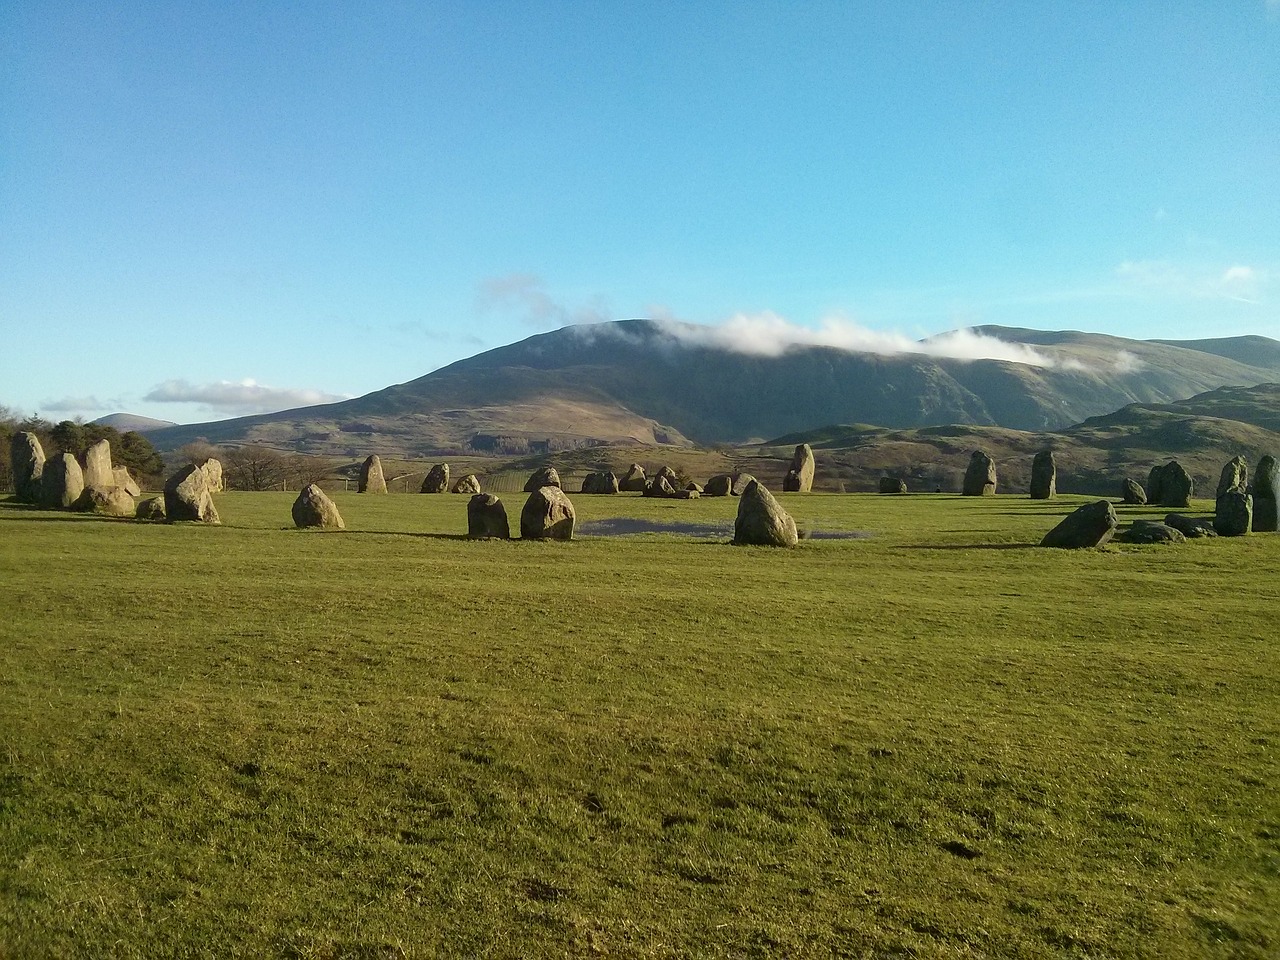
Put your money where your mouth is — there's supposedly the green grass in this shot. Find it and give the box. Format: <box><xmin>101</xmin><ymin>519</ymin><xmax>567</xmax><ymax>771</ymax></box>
<box><xmin>2</xmin><ymin>491</ymin><xmax>1277</xmax><ymax>958</ymax></box>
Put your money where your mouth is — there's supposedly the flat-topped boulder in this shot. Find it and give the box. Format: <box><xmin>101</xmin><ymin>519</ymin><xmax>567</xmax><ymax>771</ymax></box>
<box><xmin>421</xmin><ymin>463</ymin><xmax>450</xmax><ymax>493</ymax></box>
<box><xmin>1147</xmin><ymin>460</ymin><xmax>1193</xmax><ymax>507</ymax></box>
<box><xmin>40</xmin><ymin>453</ymin><xmax>84</xmax><ymax>509</ymax></box>
<box><xmin>81</xmin><ymin>439</ymin><xmax>114</xmax><ymax>488</ymax></box>
<box><xmin>619</xmin><ymin>464</ymin><xmax>647</xmax><ymax>492</ymax></box>
<box><xmin>292</xmin><ymin>484</ymin><xmax>345</xmax><ymax>529</ymax></box>
<box><xmin>1029</xmin><ymin>450</ymin><xmax>1056</xmax><ymax>499</ymax></box>
<box><xmin>467</xmin><ymin>494</ymin><xmax>510</xmax><ymax>538</ymax></box>
<box><xmin>164</xmin><ymin>464</ymin><xmax>220</xmax><ymax>523</ymax></box>
<box><xmin>73</xmin><ymin>484</ymin><xmax>136</xmax><ymax>518</ymax></box>
<box><xmin>1121</xmin><ymin>478</ymin><xmax>1147</xmax><ymax>505</ymax></box>
<box><xmin>520</xmin><ymin>486</ymin><xmax>575</xmax><ymax>540</ymax></box>
<box><xmin>358</xmin><ymin>455</ymin><xmax>387</xmax><ymax>494</ymax></box>
<box><xmin>1121</xmin><ymin>520</ymin><xmax>1185</xmax><ymax>545</ymax></box>
<box><xmin>10</xmin><ymin>431</ymin><xmax>45</xmax><ymax>503</ymax></box>
<box><xmin>782</xmin><ymin>444</ymin><xmax>815</xmax><ymax>492</ymax></box>
<box><xmin>962</xmin><ymin>451</ymin><xmax>997</xmax><ymax>496</ymax></box>
<box><xmin>523</xmin><ymin>466</ymin><xmax>560</xmax><ymax>493</ymax></box>
<box><xmin>733</xmin><ymin>480</ymin><xmax>798</xmax><ymax>547</ymax></box>
<box><xmin>1040</xmin><ymin>500</ymin><xmax>1116</xmax><ymax>549</ymax></box>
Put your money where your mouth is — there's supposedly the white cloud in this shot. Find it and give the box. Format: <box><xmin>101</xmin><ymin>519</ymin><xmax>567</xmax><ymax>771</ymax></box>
<box><xmin>40</xmin><ymin>394</ymin><xmax>117</xmax><ymax>413</ymax></box>
<box><xmin>1222</xmin><ymin>265</ymin><xmax>1255</xmax><ymax>284</ymax></box>
<box><xmin>476</xmin><ymin>274</ymin><xmax>612</xmax><ymax>329</ymax></box>
<box><xmin>1113</xmin><ymin>350</ymin><xmax>1145</xmax><ymax>374</ymax></box>
<box><xmin>1116</xmin><ymin>259</ymin><xmax>1266</xmax><ymax>303</ymax></box>
<box><xmin>143</xmin><ymin>379</ymin><xmax>349</xmax><ymax>415</ymax></box>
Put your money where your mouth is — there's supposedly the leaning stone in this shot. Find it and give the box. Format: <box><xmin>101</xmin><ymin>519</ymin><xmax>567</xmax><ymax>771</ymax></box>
<box><xmin>10</xmin><ymin>431</ymin><xmax>45</xmax><ymax>502</ymax></box>
<box><xmin>962</xmin><ymin>451</ymin><xmax>997</xmax><ymax>496</ymax></box>
<box><xmin>136</xmin><ymin>496</ymin><xmax>166</xmax><ymax>521</ymax></box>
<box><xmin>1164</xmin><ymin>513</ymin><xmax>1218</xmax><ymax>538</ymax></box>
<box><xmin>733</xmin><ymin>480</ymin><xmax>798</xmax><ymax>547</ymax></box>
<box><xmin>292</xmin><ymin>484</ymin><xmax>345</xmax><ymax>529</ymax></box>
<box><xmin>113</xmin><ymin>466</ymin><xmax>141</xmax><ymax>497</ymax></box>
<box><xmin>1121</xmin><ymin>520</ymin><xmax>1185</xmax><ymax>545</ymax></box>
<box><xmin>704</xmin><ymin>474</ymin><xmax>733</xmax><ymax>497</ymax></box>
<box><xmin>520</xmin><ymin>486</ymin><xmax>575</xmax><ymax>540</ymax></box>
<box><xmin>40</xmin><ymin>453</ymin><xmax>84</xmax><ymax>509</ymax></box>
<box><xmin>73</xmin><ymin>484</ymin><xmax>135</xmax><ymax>518</ymax></box>
<box><xmin>164</xmin><ymin>464</ymin><xmax>219</xmax><ymax>523</ymax></box>
<box><xmin>1217</xmin><ymin>456</ymin><xmax>1248</xmax><ymax>499</ymax></box>
<box><xmin>453</xmin><ymin>474</ymin><xmax>481</xmax><ymax>495</ymax></box>
<box><xmin>730</xmin><ymin>473</ymin><xmax>757</xmax><ymax>497</ymax></box>
<box><xmin>879</xmin><ymin>477</ymin><xmax>907</xmax><ymax>494</ymax></box>
<box><xmin>782</xmin><ymin>443</ymin><xmax>815</xmax><ymax>492</ymax></box>
<box><xmin>619</xmin><ymin>464</ymin><xmax>647</xmax><ymax>492</ymax></box>
<box><xmin>81</xmin><ymin>439</ymin><xmax>114</xmax><ymax>488</ymax></box>
<box><xmin>1040</xmin><ymin>500</ymin><xmax>1117</xmax><ymax>549</ymax></box>
<box><xmin>467</xmin><ymin>494</ymin><xmax>510</xmax><ymax>538</ymax></box>
<box><xmin>1030</xmin><ymin>450</ymin><xmax>1056</xmax><ymax>499</ymax></box>
<box><xmin>358</xmin><ymin>455</ymin><xmax>387</xmax><ymax>494</ymax></box>
<box><xmin>1214</xmin><ymin>491</ymin><xmax>1252</xmax><ymax>537</ymax></box>
<box><xmin>1147</xmin><ymin>460</ymin><xmax>1193</xmax><ymax>507</ymax></box>
<box><xmin>421</xmin><ymin>463</ymin><xmax>450</xmax><ymax>493</ymax></box>
<box><xmin>523</xmin><ymin>466</ymin><xmax>560</xmax><ymax>493</ymax></box>
<box><xmin>1121</xmin><ymin>478</ymin><xmax>1147</xmax><ymax>505</ymax></box>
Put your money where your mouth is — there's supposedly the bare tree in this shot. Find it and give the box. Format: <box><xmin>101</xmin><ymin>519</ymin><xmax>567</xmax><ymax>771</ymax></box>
<box><xmin>222</xmin><ymin>445</ymin><xmax>289</xmax><ymax>491</ymax></box>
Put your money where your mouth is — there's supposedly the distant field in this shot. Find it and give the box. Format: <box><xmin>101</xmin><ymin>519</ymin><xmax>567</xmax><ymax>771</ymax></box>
<box><xmin>2</xmin><ymin>491</ymin><xmax>1277</xmax><ymax>958</ymax></box>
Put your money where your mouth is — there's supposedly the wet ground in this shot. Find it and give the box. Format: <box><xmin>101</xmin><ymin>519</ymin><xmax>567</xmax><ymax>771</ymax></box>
<box><xmin>576</xmin><ymin>518</ymin><xmax>871</xmax><ymax>540</ymax></box>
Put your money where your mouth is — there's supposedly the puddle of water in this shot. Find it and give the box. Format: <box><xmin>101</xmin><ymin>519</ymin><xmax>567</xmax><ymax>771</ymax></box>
<box><xmin>577</xmin><ymin>518</ymin><xmax>870</xmax><ymax>540</ymax></box>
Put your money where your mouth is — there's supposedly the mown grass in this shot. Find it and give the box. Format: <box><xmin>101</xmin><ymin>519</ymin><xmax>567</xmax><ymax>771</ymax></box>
<box><xmin>1</xmin><ymin>491</ymin><xmax>1277</xmax><ymax>958</ymax></box>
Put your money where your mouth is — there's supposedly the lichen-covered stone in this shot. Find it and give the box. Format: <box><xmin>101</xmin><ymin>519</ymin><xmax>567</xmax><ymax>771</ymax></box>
<box><xmin>359</xmin><ymin>455</ymin><xmax>387</xmax><ymax>494</ymax></box>
<box><xmin>733</xmin><ymin>480</ymin><xmax>798</xmax><ymax>547</ymax></box>
<box><xmin>292</xmin><ymin>484</ymin><xmax>345</xmax><ymax>529</ymax></box>
<box><xmin>520</xmin><ymin>486</ymin><xmax>575</xmax><ymax>540</ymax></box>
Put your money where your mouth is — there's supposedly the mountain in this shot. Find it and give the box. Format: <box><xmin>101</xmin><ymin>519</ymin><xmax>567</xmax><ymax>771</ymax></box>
<box><xmin>91</xmin><ymin>413</ymin><xmax>179</xmax><ymax>432</ymax></box>
<box><xmin>141</xmin><ymin>320</ymin><xmax>1280</xmax><ymax>456</ymax></box>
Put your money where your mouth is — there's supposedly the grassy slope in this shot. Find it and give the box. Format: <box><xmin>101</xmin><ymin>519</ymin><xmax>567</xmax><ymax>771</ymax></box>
<box><xmin>2</xmin><ymin>493</ymin><xmax>1277</xmax><ymax>958</ymax></box>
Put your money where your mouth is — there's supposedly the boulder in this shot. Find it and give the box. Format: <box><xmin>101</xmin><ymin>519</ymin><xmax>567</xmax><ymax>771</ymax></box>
<box><xmin>1216</xmin><ymin>456</ymin><xmax>1249</xmax><ymax>498</ymax></box>
<box><xmin>730</xmin><ymin>473</ymin><xmax>758</xmax><ymax>497</ymax></box>
<box><xmin>733</xmin><ymin>480</ymin><xmax>799</xmax><ymax>547</ymax></box>
<box><xmin>1147</xmin><ymin>460</ymin><xmax>1193</xmax><ymax>507</ymax></box>
<box><xmin>10</xmin><ymin>431</ymin><xmax>45</xmax><ymax>502</ymax></box>
<box><xmin>685</xmin><ymin>481</ymin><xmax>704</xmax><ymax>494</ymax></box>
<box><xmin>1040</xmin><ymin>500</ymin><xmax>1117</xmax><ymax>549</ymax></box>
<box><xmin>452</xmin><ymin>474</ymin><xmax>481</xmax><ymax>495</ymax></box>
<box><xmin>962</xmin><ymin>451</ymin><xmax>997</xmax><ymax>496</ymax></box>
<box><xmin>523</xmin><ymin>466</ymin><xmax>560</xmax><ymax>493</ymax></box>
<box><xmin>292</xmin><ymin>484</ymin><xmax>345</xmax><ymax>529</ymax></box>
<box><xmin>1121</xmin><ymin>520</ymin><xmax>1185</xmax><ymax>545</ymax></box>
<box><xmin>112</xmin><ymin>466</ymin><xmax>142</xmax><ymax>497</ymax></box>
<box><xmin>580</xmin><ymin>471</ymin><xmax>618</xmax><ymax>494</ymax></box>
<box><xmin>39</xmin><ymin>453</ymin><xmax>84</xmax><ymax>509</ymax></box>
<box><xmin>655</xmin><ymin>465</ymin><xmax>679</xmax><ymax>487</ymax></box>
<box><xmin>704</xmin><ymin>474</ymin><xmax>733</xmax><ymax>497</ymax></box>
<box><xmin>467</xmin><ymin>494</ymin><xmax>511</xmax><ymax>538</ymax></box>
<box><xmin>164</xmin><ymin>464</ymin><xmax>220</xmax><ymax>523</ymax></box>
<box><xmin>1120</xmin><ymin>478</ymin><xmax>1148</xmax><ymax>505</ymax></box>
<box><xmin>782</xmin><ymin>443</ymin><xmax>815</xmax><ymax>492</ymax></box>
<box><xmin>879</xmin><ymin>476</ymin><xmax>907</xmax><ymax>494</ymax></box>
<box><xmin>421</xmin><ymin>463</ymin><xmax>450</xmax><ymax>494</ymax></box>
<box><xmin>135</xmin><ymin>496</ymin><xmax>166</xmax><ymax>521</ymax></box>
<box><xmin>1029</xmin><ymin>450</ymin><xmax>1056</xmax><ymax>499</ymax></box>
<box><xmin>198</xmin><ymin>458</ymin><xmax>224</xmax><ymax>493</ymax></box>
<box><xmin>1250</xmin><ymin>454</ymin><xmax>1278</xmax><ymax>532</ymax></box>
<box><xmin>358</xmin><ymin>455</ymin><xmax>387</xmax><ymax>494</ymax></box>
<box><xmin>81</xmin><ymin>439</ymin><xmax>114</xmax><ymax>488</ymax></box>
<box><xmin>642</xmin><ymin>475</ymin><xmax>677</xmax><ymax>498</ymax></box>
<box><xmin>1164</xmin><ymin>513</ymin><xmax>1218</xmax><ymax>538</ymax></box>
<box><xmin>1214</xmin><ymin>491</ymin><xmax>1253</xmax><ymax>537</ymax></box>
<box><xmin>619</xmin><ymin>464</ymin><xmax>647</xmax><ymax>492</ymax></box>
<box><xmin>73</xmin><ymin>484</ymin><xmax>136</xmax><ymax>518</ymax></box>
<box><xmin>520</xmin><ymin>486</ymin><xmax>575</xmax><ymax>540</ymax></box>
<box><xmin>674</xmin><ymin>489</ymin><xmax>700</xmax><ymax>500</ymax></box>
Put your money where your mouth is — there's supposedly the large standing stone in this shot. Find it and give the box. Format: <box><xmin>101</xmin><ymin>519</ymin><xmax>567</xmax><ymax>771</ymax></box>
<box><xmin>655</xmin><ymin>465</ymin><xmax>680</xmax><ymax>487</ymax></box>
<box><xmin>467</xmin><ymin>494</ymin><xmax>510</xmax><ymax>538</ymax></box>
<box><xmin>730</xmin><ymin>473</ymin><xmax>758</xmax><ymax>497</ymax></box>
<box><xmin>704</xmin><ymin>474</ymin><xmax>733</xmax><ymax>497</ymax></box>
<box><xmin>1120</xmin><ymin>520</ymin><xmax>1185</xmax><ymax>545</ymax></box>
<box><xmin>82</xmin><ymin>439</ymin><xmax>114</xmax><ymax>489</ymax></box>
<box><xmin>199</xmin><ymin>458</ymin><xmax>224</xmax><ymax>493</ymax></box>
<box><xmin>421</xmin><ymin>463</ymin><xmax>450</xmax><ymax>493</ymax></box>
<box><xmin>73</xmin><ymin>484</ymin><xmax>136</xmax><ymax>518</ymax></box>
<box><xmin>1121</xmin><ymin>478</ymin><xmax>1148</xmax><ymax>505</ymax></box>
<box><xmin>1039</xmin><ymin>500</ymin><xmax>1117</xmax><ymax>549</ymax></box>
<box><xmin>523</xmin><ymin>466</ymin><xmax>560</xmax><ymax>493</ymax></box>
<box><xmin>520</xmin><ymin>486</ymin><xmax>575</xmax><ymax>540</ymax></box>
<box><xmin>1164</xmin><ymin>513</ymin><xmax>1218</xmax><ymax>538</ymax></box>
<box><xmin>452</xmin><ymin>474</ymin><xmax>481</xmax><ymax>495</ymax></box>
<box><xmin>10</xmin><ymin>431</ymin><xmax>45</xmax><ymax>503</ymax></box>
<box><xmin>1216</xmin><ymin>456</ymin><xmax>1249</xmax><ymax>498</ymax></box>
<box><xmin>879</xmin><ymin>477</ymin><xmax>907</xmax><ymax>494</ymax></box>
<box><xmin>1249</xmin><ymin>454</ymin><xmax>1278</xmax><ymax>532</ymax></box>
<box><xmin>113</xmin><ymin>466</ymin><xmax>142</xmax><ymax>497</ymax></box>
<box><xmin>292</xmin><ymin>484</ymin><xmax>345</xmax><ymax>529</ymax></box>
<box><xmin>358</xmin><ymin>455</ymin><xmax>387</xmax><ymax>494</ymax></box>
<box><xmin>1214</xmin><ymin>491</ymin><xmax>1252</xmax><ymax>537</ymax></box>
<box><xmin>1029</xmin><ymin>450</ymin><xmax>1056</xmax><ymax>499</ymax></box>
<box><xmin>733</xmin><ymin>480</ymin><xmax>799</xmax><ymax>547</ymax></box>
<box><xmin>619</xmin><ymin>464</ymin><xmax>647</xmax><ymax>492</ymax></box>
<box><xmin>782</xmin><ymin>444</ymin><xmax>815</xmax><ymax>492</ymax></box>
<box><xmin>962</xmin><ymin>451</ymin><xmax>997</xmax><ymax>496</ymax></box>
<box><xmin>40</xmin><ymin>453</ymin><xmax>84</xmax><ymax>509</ymax></box>
<box><xmin>164</xmin><ymin>464</ymin><xmax>220</xmax><ymax>523</ymax></box>
<box><xmin>581</xmin><ymin>471</ymin><xmax>618</xmax><ymax>494</ymax></box>
<box><xmin>1147</xmin><ymin>460</ymin><xmax>1193</xmax><ymax>507</ymax></box>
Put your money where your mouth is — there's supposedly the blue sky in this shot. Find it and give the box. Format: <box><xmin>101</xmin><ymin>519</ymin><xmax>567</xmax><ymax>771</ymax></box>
<box><xmin>2</xmin><ymin>1</ymin><xmax>1278</xmax><ymax>424</ymax></box>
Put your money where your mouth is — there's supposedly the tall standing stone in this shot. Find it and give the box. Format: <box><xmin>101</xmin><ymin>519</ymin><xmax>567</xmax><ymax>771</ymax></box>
<box><xmin>292</xmin><ymin>484</ymin><xmax>345</xmax><ymax>529</ymax></box>
<box><xmin>1147</xmin><ymin>460</ymin><xmax>1193</xmax><ymax>507</ymax></box>
<box><xmin>10</xmin><ymin>431</ymin><xmax>45</xmax><ymax>503</ymax></box>
<box><xmin>199</xmin><ymin>458</ymin><xmax>224</xmax><ymax>493</ymax></box>
<box><xmin>467</xmin><ymin>494</ymin><xmax>510</xmax><ymax>538</ymax></box>
<box><xmin>782</xmin><ymin>443</ymin><xmax>816</xmax><ymax>492</ymax></box>
<box><xmin>520</xmin><ymin>486</ymin><xmax>575</xmax><ymax>540</ymax></box>
<box><xmin>619</xmin><ymin>464</ymin><xmax>647</xmax><ymax>492</ymax></box>
<box><xmin>1216</xmin><ymin>456</ymin><xmax>1248</xmax><ymax>498</ymax></box>
<box><xmin>962</xmin><ymin>451</ymin><xmax>997</xmax><ymax>496</ymax></box>
<box><xmin>1214</xmin><ymin>491</ymin><xmax>1253</xmax><ymax>537</ymax></box>
<box><xmin>82</xmin><ymin>439</ymin><xmax>114</xmax><ymax>489</ymax></box>
<box><xmin>359</xmin><ymin>455</ymin><xmax>387</xmax><ymax>494</ymax></box>
<box><xmin>164</xmin><ymin>464</ymin><xmax>220</xmax><ymax>523</ymax></box>
<box><xmin>1121</xmin><ymin>478</ymin><xmax>1147</xmax><ymax>505</ymax></box>
<box><xmin>1250</xmin><ymin>454</ymin><xmax>1278</xmax><ymax>532</ymax></box>
<box><xmin>733</xmin><ymin>480</ymin><xmax>799</xmax><ymax>547</ymax></box>
<box><xmin>421</xmin><ymin>463</ymin><xmax>450</xmax><ymax>493</ymax></box>
<box><xmin>1029</xmin><ymin>450</ymin><xmax>1056</xmax><ymax>499</ymax></box>
<box><xmin>39</xmin><ymin>453</ymin><xmax>84</xmax><ymax>509</ymax></box>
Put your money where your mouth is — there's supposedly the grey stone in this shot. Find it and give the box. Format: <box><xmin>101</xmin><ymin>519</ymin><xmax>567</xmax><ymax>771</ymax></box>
<box><xmin>1121</xmin><ymin>478</ymin><xmax>1148</xmax><ymax>505</ymax></box>
<box><xmin>40</xmin><ymin>453</ymin><xmax>84</xmax><ymax>509</ymax></box>
<box><xmin>730</xmin><ymin>473</ymin><xmax>758</xmax><ymax>497</ymax></box>
<box><xmin>782</xmin><ymin>444</ymin><xmax>815</xmax><ymax>492</ymax></box>
<box><xmin>73</xmin><ymin>484</ymin><xmax>136</xmax><ymax>518</ymax></box>
<box><xmin>1147</xmin><ymin>460</ymin><xmax>1193</xmax><ymax>507</ymax></box>
<box><xmin>733</xmin><ymin>480</ymin><xmax>799</xmax><ymax>547</ymax></box>
<box><xmin>1030</xmin><ymin>450</ymin><xmax>1056</xmax><ymax>499</ymax></box>
<box><xmin>704</xmin><ymin>474</ymin><xmax>733</xmax><ymax>497</ymax></box>
<box><xmin>520</xmin><ymin>486</ymin><xmax>575</xmax><ymax>540</ymax></box>
<box><xmin>580</xmin><ymin>471</ymin><xmax>618</xmax><ymax>494</ymax></box>
<box><xmin>82</xmin><ymin>439</ymin><xmax>114</xmax><ymax>489</ymax></box>
<box><xmin>113</xmin><ymin>466</ymin><xmax>141</xmax><ymax>497</ymax></box>
<box><xmin>642</xmin><ymin>475</ymin><xmax>676</xmax><ymax>498</ymax></box>
<box><xmin>1249</xmin><ymin>455</ymin><xmax>1278</xmax><ymax>532</ymax></box>
<box><xmin>619</xmin><ymin>464</ymin><xmax>647</xmax><ymax>492</ymax></box>
<box><xmin>198</xmin><ymin>458</ymin><xmax>224</xmax><ymax>493</ymax></box>
<box><xmin>292</xmin><ymin>484</ymin><xmax>345</xmax><ymax>529</ymax></box>
<box><xmin>1040</xmin><ymin>500</ymin><xmax>1117</xmax><ymax>549</ymax></box>
<box><xmin>421</xmin><ymin>463</ymin><xmax>450</xmax><ymax>493</ymax></box>
<box><xmin>685</xmin><ymin>481</ymin><xmax>704</xmax><ymax>494</ymax></box>
<box><xmin>10</xmin><ymin>431</ymin><xmax>45</xmax><ymax>503</ymax></box>
<box><xmin>1164</xmin><ymin>513</ymin><xmax>1218</xmax><ymax>538</ymax></box>
<box><xmin>135</xmin><ymin>496</ymin><xmax>166</xmax><ymax>521</ymax></box>
<box><xmin>467</xmin><ymin>494</ymin><xmax>510</xmax><ymax>538</ymax></box>
<box><xmin>164</xmin><ymin>464</ymin><xmax>220</xmax><ymax>523</ymax></box>
<box><xmin>453</xmin><ymin>474</ymin><xmax>481</xmax><ymax>495</ymax></box>
<box><xmin>1214</xmin><ymin>491</ymin><xmax>1253</xmax><ymax>537</ymax></box>
<box><xmin>523</xmin><ymin>466</ymin><xmax>560</xmax><ymax>493</ymax></box>
<box><xmin>358</xmin><ymin>455</ymin><xmax>387</xmax><ymax>494</ymax></box>
<box><xmin>1216</xmin><ymin>456</ymin><xmax>1249</xmax><ymax>498</ymax></box>
<box><xmin>879</xmin><ymin>476</ymin><xmax>907</xmax><ymax>494</ymax></box>
<box><xmin>1121</xmin><ymin>520</ymin><xmax>1185</xmax><ymax>545</ymax></box>
<box><xmin>962</xmin><ymin>451</ymin><xmax>997</xmax><ymax>496</ymax></box>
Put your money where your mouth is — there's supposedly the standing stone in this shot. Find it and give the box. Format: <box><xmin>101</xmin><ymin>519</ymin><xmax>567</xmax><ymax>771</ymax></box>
<box><xmin>452</xmin><ymin>474</ymin><xmax>481</xmax><ymax>495</ymax></box>
<box><xmin>113</xmin><ymin>466</ymin><xmax>142</xmax><ymax>497</ymax></box>
<box><xmin>962</xmin><ymin>451</ymin><xmax>997</xmax><ymax>496</ymax></box>
<box><xmin>1216</xmin><ymin>456</ymin><xmax>1249</xmax><ymax>498</ymax></box>
<box><xmin>643</xmin><ymin>475</ymin><xmax>676</xmax><ymax>498</ymax></box>
<box><xmin>467</xmin><ymin>494</ymin><xmax>510</xmax><ymax>538</ymax></box>
<box><xmin>164</xmin><ymin>464</ymin><xmax>220</xmax><ymax>523</ymax></box>
<box><xmin>619</xmin><ymin>464</ymin><xmax>647</xmax><ymax>492</ymax></box>
<box><xmin>730</xmin><ymin>473</ymin><xmax>757</xmax><ymax>497</ymax></box>
<box><xmin>39</xmin><ymin>453</ymin><xmax>84</xmax><ymax>509</ymax></box>
<box><xmin>420</xmin><ymin>463</ymin><xmax>450</xmax><ymax>493</ymax></box>
<box><xmin>1147</xmin><ymin>460</ymin><xmax>1193</xmax><ymax>507</ymax></box>
<box><xmin>1249</xmin><ymin>454</ymin><xmax>1278</xmax><ymax>532</ymax></box>
<box><xmin>358</xmin><ymin>455</ymin><xmax>387</xmax><ymax>494</ymax></box>
<box><xmin>523</xmin><ymin>466</ymin><xmax>560</xmax><ymax>493</ymax></box>
<box><xmin>73</xmin><ymin>485</ymin><xmax>135</xmax><ymax>518</ymax></box>
<box><xmin>82</xmin><ymin>439</ymin><xmax>114</xmax><ymax>489</ymax></box>
<box><xmin>198</xmin><ymin>458</ymin><xmax>224</xmax><ymax>493</ymax></box>
<box><xmin>1121</xmin><ymin>478</ymin><xmax>1148</xmax><ymax>505</ymax></box>
<box><xmin>879</xmin><ymin>477</ymin><xmax>908</xmax><ymax>494</ymax></box>
<box><xmin>655</xmin><ymin>465</ymin><xmax>679</xmax><ymax>487</ymax></box>
<box><xmin>733</xmin><ymin>480</ymin><xmax>799</xmax><ymax>547</ymax></box>
<box><xmin>136</xmin><ymin>496</ymin><xmax>166</xmax><ymax>521</ymax></box>
<box><xmin>10</xmin><ymin>431</ymin><xmax>45</xmax><ymax>503</ymax></box>
<box><xmin>581</xmin><ymin>471</ymin><xmax>618</xmax><ymax>494</ymax></box>
<box><xmin>1029</xmin><ymin>450</ymin><xmax>1056</xmax><ymax>500</ymax></box>
<box><xmin>1214</xmin><ymin>491</ymin><xmax>1253</xmax><ymax>537</ymax></box>
<box><xmin>520</xmin><ymin>486</ymin><xmax>575</xmax><ymax>540</ymax></box>
<box><xmin>1039</xmin><ymin>500</ymin><xmax>1117</xmax><ymax>549</ymax></box>
<box><xmin>704</xmin><ymin>474</ymin><xmax>733</xmax><ymax>497</ymax></box>
<box><xmin>292</xmin><ymin>484</ymin><xmax>345</xmax><ymax>529</ymax></box>
<box><xmin>782</xmin><ymin>443</ymin><xmax>815</xmax><ymax>492</ymax></box>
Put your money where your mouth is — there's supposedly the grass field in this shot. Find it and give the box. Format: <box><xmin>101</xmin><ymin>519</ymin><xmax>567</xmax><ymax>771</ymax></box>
<box><xmin>1</xmin><ymin>490</ymin><xmax>1277</xmax><ymax>958</ymax></box>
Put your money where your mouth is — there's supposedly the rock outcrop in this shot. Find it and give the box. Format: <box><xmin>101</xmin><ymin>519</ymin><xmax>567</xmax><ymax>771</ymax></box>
<box><xmin>292</xmin><ymin>484</ymin><xmax>345</xmax><ymax>529</ymax></box>
<box><xmin>732</xmin><ymin>480</ymin><xmax>799</xmax><ymax>547</ymax></box>
<box><xmin>1040</xmin><ymin>500</ymin><xmax>1117</xmax><ymax>549</ymax></box>
<box><xmin>520</xmin><ymin>486</ymin><xmax>575</xmax><ymax>540</ymax></box>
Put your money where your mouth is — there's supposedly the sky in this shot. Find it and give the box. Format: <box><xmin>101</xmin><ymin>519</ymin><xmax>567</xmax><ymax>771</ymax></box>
<box><xmin>2</xmin><ymin>1</ymin><xmax>1278</xmax><ymax>425</ymax></box>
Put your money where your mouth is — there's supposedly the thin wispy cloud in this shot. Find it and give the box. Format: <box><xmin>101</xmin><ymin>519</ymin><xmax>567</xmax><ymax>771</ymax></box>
<box><xmin>40</xmin><ymin>394</ymin><xmax>118</xmax><ymax>413</ymax></box>
<box><xmin>144</xmin><ymin>379</ymin><xmax>350</xmax><ymax>416</ymax></box>
<box><xmin>476</xmin><ymin>274</ymin><xmax>612</xmax><ymax>329</ymax></box>
<box><xmin>1116</xmin><ymin>259</ymin><xmax>1267</xmax><ymax>304</ymax></box>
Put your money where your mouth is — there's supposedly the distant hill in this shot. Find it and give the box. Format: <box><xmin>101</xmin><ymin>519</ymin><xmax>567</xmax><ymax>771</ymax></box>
<box><xmin>141</xmin><ymin>320</ymin><xmax>1280</xmax><ymax>458</ymax></box>
<box><xmin>91</xmin><ymin>413</ymin><xmax>178</xmax><ymax>432</ymax></box>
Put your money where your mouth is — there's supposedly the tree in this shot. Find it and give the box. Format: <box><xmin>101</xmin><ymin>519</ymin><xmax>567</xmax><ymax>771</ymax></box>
<box><xmin>50</xmin><ymin>420</ymin><xmax>87</xmax><ymax>456</ymax></box>
<box><xmin>117</xmin><ymin>431</ymin><xmax>165</xmax><ymax>479</ymax></box>
<box><xmin>222</xmin><ymin>445</ymin><xmax>289</xmax><ymax>491</ymax></box>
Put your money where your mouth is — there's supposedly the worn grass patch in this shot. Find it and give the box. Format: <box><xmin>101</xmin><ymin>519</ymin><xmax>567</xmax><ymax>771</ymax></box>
<box><xmin>1</xmin><ymin>491</ymin><xmax>1277</xmax><ymax>957</ymax></box>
